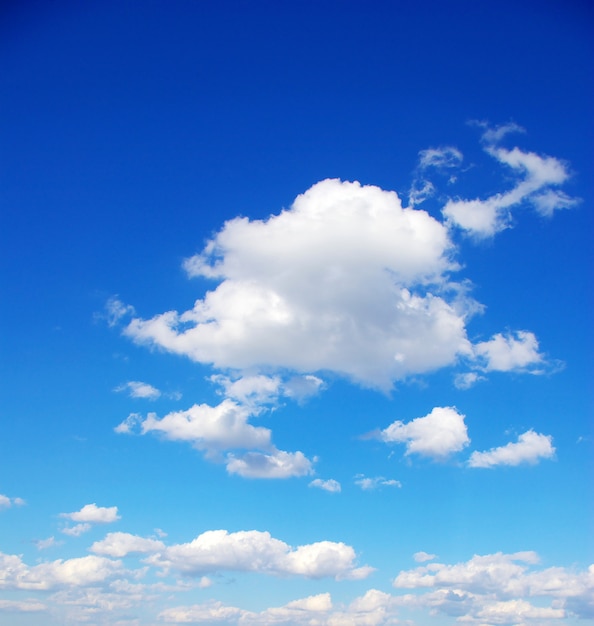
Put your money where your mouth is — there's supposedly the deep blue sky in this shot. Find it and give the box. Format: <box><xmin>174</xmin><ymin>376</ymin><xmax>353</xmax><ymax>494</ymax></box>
<box><xmin>0</xmin><ymin>2</ymin><xmax>592</xmax><ymax>625</ymax></box>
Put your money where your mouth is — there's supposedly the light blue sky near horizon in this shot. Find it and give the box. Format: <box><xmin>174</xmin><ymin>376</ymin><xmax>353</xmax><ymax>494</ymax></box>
<box><xmin>1</xmin><ymin>1</ymin><xmax>592</xmax><ymax>625</ymax></box>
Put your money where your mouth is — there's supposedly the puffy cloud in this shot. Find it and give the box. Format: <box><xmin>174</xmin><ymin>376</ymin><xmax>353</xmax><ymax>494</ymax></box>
<box><xmin>115</xmin><ymin>381</ymin><xmax>161</xmax><ymax>400</ymax></box>
<box><xmin>473</xmin><ymin>331</ymin><xmax>544</xmax><ymax>373</ymax></box>
<box><xmin>143</xmin><ymin>529</ymin><xmax>372</xmax><ymax>581</ymax></box>
<box><xmin>91</xmin><ymin>532</ymin><xmax>166</xmax><ymax>558</ymax></box>
<box><xmin>443</xmin><ymin>124</ymin><xmax>578</xmax><ymax>238</ymax></box>
<box><xmin>414</xmin><ymin>551</ymin><xmax>437</xmax><ymax>563</ymax></box>
<box><xmin>379</xmin><ymin>406</ymin><xmax>470</xmax><ymax>459</ymax></box>
<box><xmin>0</xmin><ymin>551</ymin><xmax>124</xmax><ymax>591</ymax></box>
<box><xmin>354</xmin><ymin>476</ymin><xmax>401</xmax><ymax>491</ymax></box>
<box><xmin>393</xmin><ymin>551</ymin><xmax>594</xmax><ymax>623</ymax></box>
<box><xmin>129</xmin><ymin>400</ymin><xmax>271</xmax><ymax>453</ymax></box>
<box><xmin>0</xmin><ymin>494</ymin><xmax>25</xmax><ymax>509</ymax></box>
<box><xmin>116</xmin><ymin>399</ymin><xmax>313</xmax><ymax>479</ymax></box>
<box><xmin>468</xmin><ymin>430</ymin><xmax>555</xmax><ymax>468</ymax></box>
<box><xmin>225</xmin><ymin>449</ymin><xmax>314</xmax><ymax>479</ymax></box>
<box><xmin>60</xmin><ymin>504</ymin><xmax>120</xmax><ymax>536</ymax></box>
<box><xmin>309</xmin><ymin>478</ymin><xmax>341</xmax><ymax>493</ymax></box>
<box><xmin>124</xmin><ymin>178</ymin><xmax>476</xmax><ymax>391</ymax></box>
<box><xmin>158</xmin><ymin>591</ymin><xmax>396</xmax><ymax>625</ymax></box>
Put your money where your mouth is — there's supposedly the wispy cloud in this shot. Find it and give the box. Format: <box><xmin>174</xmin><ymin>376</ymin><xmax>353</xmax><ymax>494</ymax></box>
<box><xmin>309</xmin><ymin>478</ymin><xmax>341</xmax><ymax>493</ymax></box>
<box><xmin>443</xmin><ymin>122</ymin><xmax>579</xmax><ymax>238</ymax></box>
<box><xmin>354</xmin><ymin>475</ymin><xmax>401</xmax><ymax>491</ymax></box>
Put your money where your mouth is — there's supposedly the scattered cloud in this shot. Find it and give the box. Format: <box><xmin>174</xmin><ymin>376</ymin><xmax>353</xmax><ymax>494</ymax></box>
<box><xmin>309</xmin><ymin>478</ymin><xmax>341</xmax><ymax>493</ymax></box>
<box><xmin>0</xmin><ymin>551</ymin><xmax>125</xmax><ymax>590</ymax></box>
<box><xmin>379</xmin><ymin>406</ymin><xmax>470</xmax><ymax>459</ymax></box>
<box><xmin>354</xmin><ymin>475</ymin><xmax>401</xmax><ymax>491</ymax></box>
<box><xmin>468</xmin><ymin>430</ymin><xmax>555</xmax><ymax>468</ymax></box>
<box><xmin>115</xmin><ymin>381</ymin><xmax>162</xmax><ymax>400</ymax></box>
<box><xmin>392</xmin><ymin>550</ymin><xmax>594</xmax><ymax>623</ymax></box>
<box><xmin>0</xmin><ymin>494</ymin><xmax>25</xmax><ymax>509</ymax></box>
<box><xmin>454</xmin><ymin>371</ymin><xmax>486</xmax><ymax>389</ymax></box>
<box><xmin>116</xmin><ymin>399</ymin><xmax>313</xmax><ymax>479</ymax></box>
<box><xmin>102</xmin><ymin>296</ymin><xmax>135</xmax><ymax>328</ymax></box>
<box><xmin>409</xmin><ymin>146</ymin><xmax>464</xmax><ymax>207</ymax></box>
<box><xmin>443</xmin><ymin>123</ymin><xmax>578</xmax><ymax>238</ymax></box>
<box><xmin>35</xmin><ymin>536</ymin><xmax>61</xmax><ymax>551</ymax></box>
<box><xmin>123</xmin><ymin>529</ymin><xmax>374</xmax><ymax>580</ymax></box>
<box><xmin>0</xmin><ymin>599</ymin><xmax>47</xmax><ymax>612</ymax></box>
<box><xmin>414</xmin><ymin>551</ymin><xmax>437</xmax><ymax>563</ymax></box>
<box><xmin>225</xmin><ymin>449</ymin><xmax>314</xmax><ymax>479</ymax></box>
<box><xmin>60</xmin><ymin>504</ymin><xmax>121</xmax><ymax>536</ymax></box>
<box><xmin>473</xmin><ymin>331</ymin><xmax>545</xmax><ymax>373</ymax></box>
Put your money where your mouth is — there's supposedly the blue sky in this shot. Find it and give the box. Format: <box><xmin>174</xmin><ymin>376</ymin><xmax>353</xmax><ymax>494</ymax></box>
<box><xmin>0</xmin><ymin>1</ymin><xmax>592</xmax><ymax>624</ymax></box>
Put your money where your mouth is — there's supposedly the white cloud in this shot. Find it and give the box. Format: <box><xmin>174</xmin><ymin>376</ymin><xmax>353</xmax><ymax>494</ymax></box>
<box><xmin>392</xmin><ymin>551</ymin><xmax>594</xmax><ymax>623</ymax></box>
<box><xmin>91</xmin><ymin>532</ymin><xmax>166</xmax><ymax>558</ymax></box>
<box><xmin>61</xmin><ymin>503</ymin><xmax>121</xmax><ymax>524</ymax></box>
<box><xmin>443</xmin><ymin>124</ymin><xmax>578</xmax><ymax>238</ymax></box>
<box><xmin>380</xmin><ymin>406</ymin><xmax>470</xmax><ymax>459</ymax></box>
<box><xmin>116</xmin><ymin>399</ymin><xmax>314</xmax><ymax>479</ymax></box>
<box><xmin>0</xmin><ymin>494</ymin><xmax>25</xmax><ymax>509</ymax></box>
<box><xmin>309</xmin><ymin>478</ymin><xmax>341</xmax><ymax>493</ymax></box>
<box><xmin>468</xmin><ymin>430</ymin><xmax>555</xmax><ymax>468</ymax></box>
<box><xmin>419</xmin><ymin>146</ymin><xmax>464</xmax><ymax>170</ymax></box>
<box><xmin>124</xmin><ymin>178</ymin><xmax>477</xmax><ymax>390</ymax></box>
<box><xmin>35</xmin><ymin>536</ymin><xmax>61</xmax><ymax>550</ymax></box>
<box><xmin>0</xmin><ymin>551</ymin><xmax>124</xmax><ymax>590</ymax></box>
<box><xmin>0</xmin><ymin>599</ymin><xmax>47</xmax><ymax>612</ymax></box>
<box><xmin>473</xmin><ymin>331</ymin><xmax>544</xmax><ymax>373</ymax></box>
<box><xmin>115</xmin><ymin>381</ymin><xmax>161</xmax><ymax>400</ymax></box>
<box><xmin>61</xmin><ymin>523</ymin><xmax>92</xmax><ymax>537</ymax></box>
<box><xmin>143</xmin><ymin>529</ymin><xmax>373</xmax><ymax>580</ymax></box>
<box><xmin>225</xmin><ymin>449</ymin><xmax>314</xmax><ymax>479</ymax></box>
<box><xmin>103</xmin><ymin>296</ymin><xmax>135</xmax><ymax>327</ymax></box>
<box><xmin>210</xmin><ymin>374</ymin><xmax>281</xmax><ymax>408</ymax></box>
<box><xmin>454</xmin><ymin>371</ymin><xmax>485</xmax><ymax>389</ymax></box>
<box><xmin>129</xmin><ymin>400</ymin><xmax>271</xmax><ymax>453</ymax></box>
<box><xmin>354</xmin><ymin>475</ymin><xmax>401</xmax><ymax>491</ymax></box>
<box><xmin>414</xmin><ymin>551</ymin><xmax>437</xmax><ymax>562</ymax></box>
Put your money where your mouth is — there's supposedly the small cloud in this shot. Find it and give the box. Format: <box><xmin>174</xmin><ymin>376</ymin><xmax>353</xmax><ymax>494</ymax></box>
<box><xmin>454</xmin><ymin>372</ymin><xmax>486</xmax><ymax>389</ymax></box>
<box><xmin>468</xmin><ymin>430</ymin><xmax>555</xmax><ymax>468</ymax></box>
<box><xmin>418</xmin><ymin>146</ymin><xmax>463</xmax><ymax>170</ymax></box>
<box><xmin>114</xmin><ymin>413</ymin><xmax>142</xmax><ymax>434</ymax></box>
<box><xmin>34</xmin><ymin>536</ymin><xmax>61</xmax><ymax>551</ymax></box>
<box><xmin>115</xmin><ymin>381</ymin><xmax>161</xmax><ymax>400</ymax></box>
<box><xmin>60</xmin><ymin>503</ymin><xmax>121</xmax><ymax>524</ymax></box>
<box><xmin>102</xmin><ymin>296</ymin><xmax>135</xmax><ymax>327</ymax></box>
<box><xmin>309</xmin><ymin>478</ymin><xmax>341</xmax><ymax>493</ymax></box>
<box><xmin>473</xmin><ymin>331</ymin><xmax>545</xmax><ymax>373</ymax></box>
<box><xmin>226</xmin><ymin>449</ymin><xmax>314</xmax><ymax>479</ymax></box>
<box><xmin>378</xmin><ymin>407</ymin><xmax>470</xmax><ymax>460</ymax></box>
<box><xmin>354</xmin><ymin>475</ymin><xmax>401</xmax><ymax>491</ymax></box>
<box><xmin>0</xmin><ymin>494</ymin><xmax>26</xmax><ymax>509</ymax></box>
<box><xmin>60</xmin><ymin>503</ymin><xmax>121</xmax><ymax>534</ymax></box>
<box><xmin>61</xmin><ymin>523</ymin><xmax>92</xmax><ymax>537</ymax></box>
<box><xmin>413</xmin><ymin>551</ymin><xmax>437</xmax><ymax>563</ymax></box>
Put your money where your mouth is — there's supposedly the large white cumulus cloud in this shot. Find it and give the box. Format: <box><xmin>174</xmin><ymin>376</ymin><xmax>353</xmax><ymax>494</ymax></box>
<box><xmin>125</xmin><ymin>178</ymin><xmax>475</xmax><ymax>389</ymax></box>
